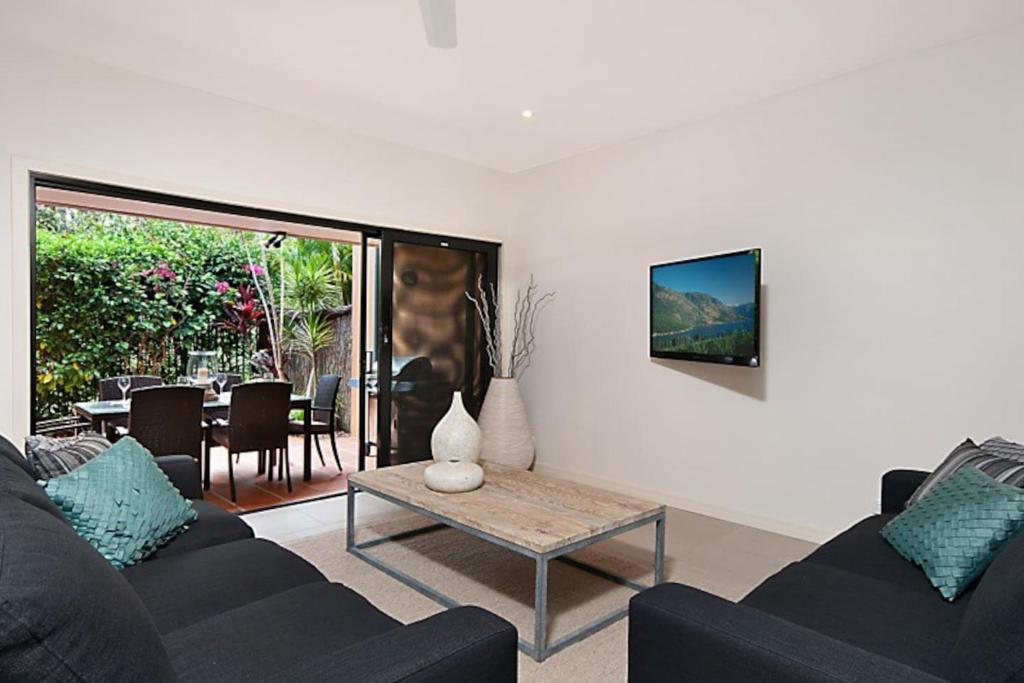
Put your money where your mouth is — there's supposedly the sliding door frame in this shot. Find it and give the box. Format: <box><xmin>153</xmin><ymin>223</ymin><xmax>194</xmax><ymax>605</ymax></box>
<box><xmin>357</xmin><ymin>231</ymin><xmax>371</xmax><ymax>473</ymax></box>
<box><xmin>376</xmin><ymin>230</ymin><xmax>499</xmax><ymax>468</ymax></box>
<box><xmin>27</xmin><ymin>173</ymin><xmax>501</xmax><ymax>475</ymax></box>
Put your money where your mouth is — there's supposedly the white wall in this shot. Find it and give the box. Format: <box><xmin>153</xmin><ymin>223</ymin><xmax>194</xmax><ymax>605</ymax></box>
<box><xmin>509</xmin><ymin>25</ymin><xmax>1024</xmax><ymax>540</ymax></box>
<box><xmin>0</xmin><ymin>40</ymin><xmax>512</xmax><ymax>441</ymax></box>
<box><xmin>5</xmin><ymin>26</ymin><xmax>1024</xmax><ymax>542</ymax></box>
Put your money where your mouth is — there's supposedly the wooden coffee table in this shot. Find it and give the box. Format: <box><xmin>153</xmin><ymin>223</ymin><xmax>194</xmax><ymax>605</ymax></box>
<box><xmin>346</xmin><ymin>462</ymin><xmax>665</xmax><ymax>662</ymax></box>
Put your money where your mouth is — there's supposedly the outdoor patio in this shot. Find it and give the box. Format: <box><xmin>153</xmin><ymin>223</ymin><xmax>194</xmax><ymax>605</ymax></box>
<box><xmin>34</xmin><ymin>203</ymin><xmax>363</xmax><ymax>513</ymax></box>
<box><xmin>204</xmin><ymin>432</ymin><xmax>363</xmax><ymax>513</ymax></box>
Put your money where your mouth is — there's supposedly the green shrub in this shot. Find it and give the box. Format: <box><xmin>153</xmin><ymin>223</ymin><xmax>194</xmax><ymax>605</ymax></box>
<box><xmin>34</xmin><ymin>206</ymin><xmax>256</xmax><ymax>419</ymax></box>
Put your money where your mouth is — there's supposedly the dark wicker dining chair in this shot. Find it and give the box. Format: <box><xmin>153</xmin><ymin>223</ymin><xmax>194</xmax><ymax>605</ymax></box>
<box><xmin>208</xmin><ymin>381</ymin><xmax>292</xmax><ymax>502</ymax></box>
<box><xmin>98</xmin><ymin>375</ymin><xmax>164</xmax><ymax>439</ymax></box>
<box><xmin>128</xmin><ymin>386</ymin><xmax>205</xmax><ymax>461</ymax></box>
<box><xmin>204</xmin><ymin>373</ymin><xmax>244</xmax><ymax>423</ymax></box>
<box><xmin>98</xmin><ymin>375</ymin><xmax>163</xmax><ymax>400</ymax></box>
<box><xmin>289</xmin><ymin>374</ymin><xmax>343</xmax><ymax>472</ymax></box>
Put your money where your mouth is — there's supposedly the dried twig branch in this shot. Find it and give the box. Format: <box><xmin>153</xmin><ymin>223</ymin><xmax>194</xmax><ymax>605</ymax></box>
<box><xmin>466</xmin><ymin>274</ymin><xmax>554</xmax><ymax>379</ymax></box>
<box><xmin>466</xmin><ymin>275</ymin><xmax>502</xmax><ymax>376</ymax></box>
<box><xmin>515</xmin><ymin>287</ymin><xmax>555</xmax><ymax>377</ymax></box>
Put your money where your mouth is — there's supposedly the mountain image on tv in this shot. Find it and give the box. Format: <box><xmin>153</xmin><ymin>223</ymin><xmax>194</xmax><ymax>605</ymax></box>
<box><xmin>650</xmin><ymin>251</ymin><xmax>758</xmax><ymax>358</ymax></box>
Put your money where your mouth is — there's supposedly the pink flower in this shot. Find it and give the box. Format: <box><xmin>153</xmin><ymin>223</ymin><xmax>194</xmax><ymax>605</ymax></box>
<box><xmin>140</xmin><ymin>261</ymin><xmax>177</xmax><ymax>281</ymax></box>
<box><xmin>215</xmin><ymin>281</ymin><xmax>231</xmax><ymax>294</ymax></box>
<box><xmin>243</xmin><ymin>263</ymin><xmax>266</xmax><ymax>277</ymax></box>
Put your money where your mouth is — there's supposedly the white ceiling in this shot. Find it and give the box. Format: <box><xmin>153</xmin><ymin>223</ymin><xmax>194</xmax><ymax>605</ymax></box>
<box><xmin>4</xmin><ymin>1</ymin><xmax>1024</xmax><ymax>172</ymax></box>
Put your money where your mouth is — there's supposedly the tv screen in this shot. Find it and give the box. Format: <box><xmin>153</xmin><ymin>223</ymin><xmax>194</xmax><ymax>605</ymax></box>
<box><xmin>649</xmin><ymin>248</ymin><xmax>761</xmax><ymax>367</ymax></box>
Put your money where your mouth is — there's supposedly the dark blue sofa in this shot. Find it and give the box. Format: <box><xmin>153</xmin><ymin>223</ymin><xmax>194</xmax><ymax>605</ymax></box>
<box><xmin>0</xmin><ymin>434</ymin><xmax>516</xmax><ymax>682</ymax></box>
<box><xmin>628</xmin><ymin>469</ymin><xmax>1024</xmax><ymax>682</ymax></box>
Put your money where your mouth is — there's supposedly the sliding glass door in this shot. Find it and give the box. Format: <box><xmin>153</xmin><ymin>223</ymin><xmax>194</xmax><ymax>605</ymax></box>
<box><xmin>29</xmin><ymin>173</ymin><xmax>501</xmax><ymax>486</ymax></box>
<box><xmin>372</xmin><ymin>232</ymin><xmax>499</xmax><ymax>467</ymax></box>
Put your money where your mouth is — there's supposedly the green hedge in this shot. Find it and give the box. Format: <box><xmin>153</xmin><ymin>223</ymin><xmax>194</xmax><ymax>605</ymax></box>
<box><xmin>35</xmin><ymin>207</ymin><xmax>257</xmax><ymax>419</ymax></box>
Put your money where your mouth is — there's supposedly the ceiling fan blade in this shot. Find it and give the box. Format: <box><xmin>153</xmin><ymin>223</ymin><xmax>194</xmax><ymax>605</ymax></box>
<box><xmin>418</xmin><ymin>0</ymin><xmax>457</xmax><ymax>49</ymax></box>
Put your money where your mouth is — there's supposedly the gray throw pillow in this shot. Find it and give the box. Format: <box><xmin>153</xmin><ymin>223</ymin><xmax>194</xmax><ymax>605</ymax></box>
<box><xmin>907</xmin><ymin>439</ymin><xmax>1024</xmax><ymax>506</ymax></box>
<box><xmin>25</xmin><ymin>432</ymin><xmax>112</xmax><ymax>479</ymax></box>
<box><xmin>979</xmin><ymin>436</ymin><xmax>1024</xmax><ymax>461</ymax></box>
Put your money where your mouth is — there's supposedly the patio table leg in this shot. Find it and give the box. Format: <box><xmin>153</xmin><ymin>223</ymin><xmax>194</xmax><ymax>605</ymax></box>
<box><xmin>303</xmin><ymin>402</ymin><xmax>312</xmax><ymax>481</ymax></box>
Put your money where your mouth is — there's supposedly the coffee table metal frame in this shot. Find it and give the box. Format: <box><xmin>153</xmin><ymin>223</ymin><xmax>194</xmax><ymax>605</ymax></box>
<box><xmin>346</xmin><ymin>479</ymin><xmax>666</xmax><ymax>662</ymax></box>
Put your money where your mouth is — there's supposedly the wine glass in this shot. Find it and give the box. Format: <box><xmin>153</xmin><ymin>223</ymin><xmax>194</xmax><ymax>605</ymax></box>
<box><xmin>214</xmin><ymin>372</ymin><xmax>227</xmax><ymax>396</ymax></box>
<box><xmin>117</xmin><ymin>376</ymin><xmax>131</xmax><ymax>402</ymax></box>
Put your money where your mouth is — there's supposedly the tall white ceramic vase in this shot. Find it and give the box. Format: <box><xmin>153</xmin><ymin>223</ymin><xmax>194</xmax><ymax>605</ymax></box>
<box><xmin>430</xmin><ymin>391</ymin><xmax>482</xmax><ymax>463</ymax></box>
<box><xmin>478</xmin><ymin>377</ymin><xmax>534</xmax><ymax>469</ymax></box>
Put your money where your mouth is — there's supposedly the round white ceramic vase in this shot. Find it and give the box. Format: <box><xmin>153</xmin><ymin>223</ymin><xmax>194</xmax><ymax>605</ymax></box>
<box><xmin>424</xmin><ymin>458</ymin><xmax>484</xmax><ymax>493</ymax></box>
<box><xmin>430</xmin><ymin>391</ymin><xmax>482</xmax><ymax>463</ymax></box>
<box><xmin>478</xmin><ymin>377</ymin><xmax>535</xmax><ymax>469</ymax></box>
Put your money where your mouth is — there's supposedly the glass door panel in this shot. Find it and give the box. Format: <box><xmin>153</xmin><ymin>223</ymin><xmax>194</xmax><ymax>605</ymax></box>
<box><xmin>377</xmin><ymin>234</ymin><xmax>498</xmax><ymax>466</ymax></box>
<box><xmin>352</xmin><ymin>234</ymin><xmax>379</xmax><ymax>472</ymax></box>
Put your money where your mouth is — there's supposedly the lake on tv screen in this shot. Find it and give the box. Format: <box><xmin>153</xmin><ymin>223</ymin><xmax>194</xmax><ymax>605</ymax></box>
<box><xmin>651</xmin><ymin>252</ymin><xmax>757</xmax><ymax>356</ymax></box>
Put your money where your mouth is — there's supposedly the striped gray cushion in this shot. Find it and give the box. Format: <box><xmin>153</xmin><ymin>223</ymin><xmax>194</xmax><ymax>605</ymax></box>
<box><xmin>979</xmin><ymin>436</ymin><xmax>1024</xmax><ymax>461</ymax></box>
<box><xmin>908</xmin><ymin>439</ymin><xmax>1024</xmax><ymax>506</ymax></box>
<box><xmin>25</xmin><ymin>433</ymin><xmax>112</xmax><ymax>480</ymax></box>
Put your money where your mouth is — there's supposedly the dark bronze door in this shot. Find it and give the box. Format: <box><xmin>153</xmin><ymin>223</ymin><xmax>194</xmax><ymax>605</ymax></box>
<box><xmin>376</xmin><ymin>232</ymin><xmax>499</xmax><ymax>467</ymax></box>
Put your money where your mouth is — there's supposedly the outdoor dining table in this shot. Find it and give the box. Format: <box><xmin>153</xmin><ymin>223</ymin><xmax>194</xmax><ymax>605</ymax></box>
<box><xmin>73</xmin><ymin>392</ymin><xmax>317</xmax><ymax>481</ymax></box>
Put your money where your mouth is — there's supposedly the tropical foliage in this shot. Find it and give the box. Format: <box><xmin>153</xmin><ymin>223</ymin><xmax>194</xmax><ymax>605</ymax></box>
<box><xmin>34</xmin><ymin>205</ymin><xmax>354</xmax><ymax>423</ymax></box>
<box><xmin>288</xmin><ymin>239</ymin><xmax>351</xmax><ymax>306</ymax></box>
<box><xmin>35</xmin><ymin>206</ymin><xmax>253</xmax><ymax>419</ymax></box>
<box><xmin>284</xmin><ymin>312</ymin><xmax>335</xmax><ymax>395</ymax></box>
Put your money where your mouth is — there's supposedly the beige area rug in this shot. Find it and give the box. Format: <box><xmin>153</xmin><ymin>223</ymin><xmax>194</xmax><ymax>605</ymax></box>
<box><xmin>284</xmin><ymin>511</ymin><xmax>659</xmax><ymax>682</ymax></box>
<box><xmin>283</xmin><ymin>502</ymin><xmax>816</xmax><ymax>680</ymax></box>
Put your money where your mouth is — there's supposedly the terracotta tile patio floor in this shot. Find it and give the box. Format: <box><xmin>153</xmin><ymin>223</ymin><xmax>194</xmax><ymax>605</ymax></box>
<box><xmin>204</xmin><ymin>432</ymin><xmax>374</xmax><ymax>513</ymax></box>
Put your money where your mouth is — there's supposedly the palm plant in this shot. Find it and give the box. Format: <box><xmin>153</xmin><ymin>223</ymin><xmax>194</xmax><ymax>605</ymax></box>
<box><xmin>330</xmin><ymin>243</ymin><xmax>353</xmax><ymax>306</ymax></box>
<box><xmin>243</xmin><ymin>235</ymin><xmax>350</xmax><ymax>397</ymax></box>
<box><xmin>282</xmin><ymin>241</ymin><xmax>347</xmax><ymax>396</ymax></box>
<box><xmin>285</xmin><ymin>239</ymin><xmax>352</xmax><ymax>306</ymax></box>
<box><xmin>285</xmin><ymin>253</ymin><xmax>339</xmax><ymax>312</ymax></box>
<box><xmin>283</xmin><ymin>311</ymin><xmax>335</xmax><ymax>396</ymax></box>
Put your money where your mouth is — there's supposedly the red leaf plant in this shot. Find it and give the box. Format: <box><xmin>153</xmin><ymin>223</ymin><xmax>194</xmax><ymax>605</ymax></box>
<box><xmin>219</xmin><ymin>283</ymin><xmax>265</xmax><ymax>335</ymax></box>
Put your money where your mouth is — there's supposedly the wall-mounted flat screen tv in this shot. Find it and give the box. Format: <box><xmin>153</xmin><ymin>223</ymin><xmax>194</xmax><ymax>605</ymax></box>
<box><xmin>649</xmin><ymin>248</ymin><xmax>761</xmax><ymax>367</ymax></box>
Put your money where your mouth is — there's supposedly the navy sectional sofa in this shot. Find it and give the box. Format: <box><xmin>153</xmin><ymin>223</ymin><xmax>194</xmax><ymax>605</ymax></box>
<box><xmin>628</xmin><ymin>469</ymin><xmax>1024</xmax><ymax>682</ymax></box>
<box><xmin>0</xmin><ymin>434</ymin><xmax>517</xmax><ymax>682</ymax></box>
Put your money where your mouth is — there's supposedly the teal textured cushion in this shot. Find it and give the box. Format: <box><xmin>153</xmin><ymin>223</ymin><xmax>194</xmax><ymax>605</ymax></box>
<box><xmin>881</xmin><ymin>465</ymin><xmax>1024</xmax><ymax>600</ymax></box>
<box><xmin>40</xmin><ymin>436</ymin><xmax>197</xmax><ymax>569</ymax></box>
